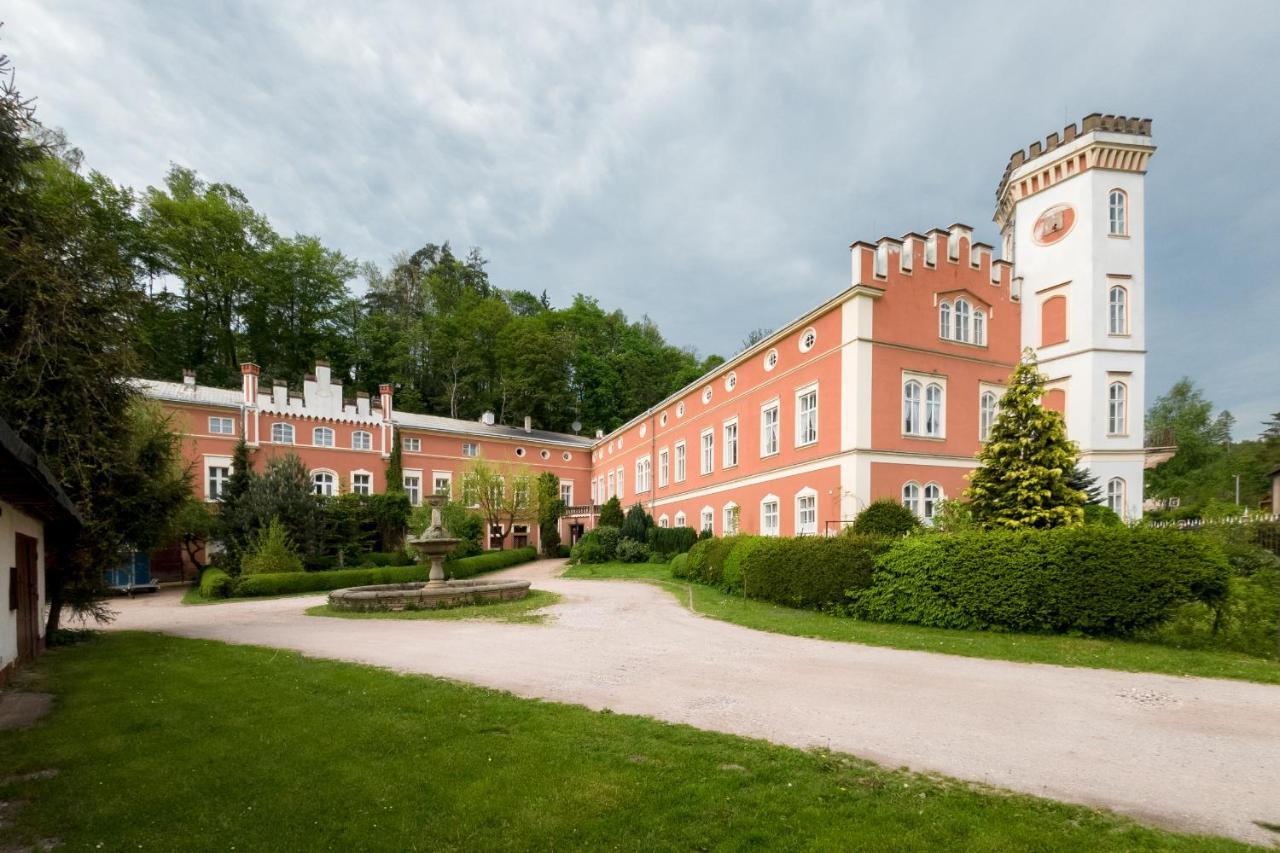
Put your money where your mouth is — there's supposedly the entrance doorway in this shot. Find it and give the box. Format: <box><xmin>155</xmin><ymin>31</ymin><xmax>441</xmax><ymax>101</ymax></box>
<box><xmin>568</xmin><ymin>523</ymin><xmax>585</xmax><ymax>545</ymax></box>
<box><xmin>12</xmin><ymin>534</ymin><xmax>39</xmax><ymax>663</ymax></box>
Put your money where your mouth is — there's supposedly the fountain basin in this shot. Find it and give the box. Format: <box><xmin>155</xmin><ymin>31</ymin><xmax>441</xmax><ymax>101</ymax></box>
<box><xmin>327</xmin><ymin>578</ymin><xmax>531</xmax><ymax>613</ymax></box>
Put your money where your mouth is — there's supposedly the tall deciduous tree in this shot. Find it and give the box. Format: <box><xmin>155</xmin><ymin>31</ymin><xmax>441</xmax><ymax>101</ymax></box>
<box><xmin>461</xmin><ymin>457</ymin><xmax>536</xmax><ymax>550</ymax></box>
<box><xmin>535</xmin><ymin>471</ymin><xmax>565</xmax><ymax>556</ymax></box>
<box><xmin>965</xmin><ymin>352</ymin><xmax>1085</xmax><ymax>529</ymax></box>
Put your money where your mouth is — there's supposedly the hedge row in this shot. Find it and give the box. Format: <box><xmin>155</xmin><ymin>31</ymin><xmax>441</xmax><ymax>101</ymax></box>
<box><xmin>854</xmin><ymin>527</ymin><xmax>1230</xmax><ymax>635</ymax></box>
<box><xmin>200</xmin><ymin>547</ymin><xmax>538</xmax><ymax>599</ymax></box>
<box><xmin>664</xmin><ymin>527</ymin><xmax>1233</xmax><ymax>638</ymax></box>
<box><xmin>647</xmin><ymin>525</ymin><xmax>699</xmax><ymax>556</ymax></box>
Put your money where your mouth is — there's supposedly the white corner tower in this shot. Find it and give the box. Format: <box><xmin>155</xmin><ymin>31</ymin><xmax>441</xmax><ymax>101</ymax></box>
<box><xmin>994</xmin><ymin>113</ymin><xmax>1155</xmax><ymax>520</ymax></box>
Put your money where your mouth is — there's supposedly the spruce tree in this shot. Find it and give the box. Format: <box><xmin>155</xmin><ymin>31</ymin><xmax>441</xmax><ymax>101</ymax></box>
<box><xmin>385</xmin><ymin>426</ymin><xmax>404</xmax><ymax>493</ymax></box>
<box><xmin>965</xmin><ymin>350</ymin><xmax>1086</xmax><ymax>529</ymax></box>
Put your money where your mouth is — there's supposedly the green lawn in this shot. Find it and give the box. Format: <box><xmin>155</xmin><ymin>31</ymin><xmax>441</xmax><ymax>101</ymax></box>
<box><xmin>562</xmin><ymin>562</ymin><xmax>1280</xmax><ymax>685</ymax></box>
<box><xmin>0</xmin><ymin>633</ymin><xmax>1250</xmax><ymax>851</ymax></box>
<box><xmin>305</xmin><ymin>589</ymin><xmax>562</xmax><ymax>623</ymax></box>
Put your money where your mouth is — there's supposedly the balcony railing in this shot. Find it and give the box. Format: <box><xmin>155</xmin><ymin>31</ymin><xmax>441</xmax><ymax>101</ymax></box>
<box><xmin>564</xmin><ymin>504</ymin><xmax>600</xmax><ymax>517</ymax></box>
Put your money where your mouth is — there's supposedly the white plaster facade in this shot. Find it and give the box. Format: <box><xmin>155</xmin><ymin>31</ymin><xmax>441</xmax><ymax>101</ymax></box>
<box><xmin>0</xmin><ymin>498</ymin><xmax>46</xmax><ymax>673</ymax></box>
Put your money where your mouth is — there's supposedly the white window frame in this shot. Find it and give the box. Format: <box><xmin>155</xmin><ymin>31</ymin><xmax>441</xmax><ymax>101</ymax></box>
<box><xmin>795</xmin><ymin>488</ymin><xmax>817</xmax><ymax>536</ymax></box>
<box><xmin>760</xmin><ymin>399</ymin><xmax>780</xmax><ymax>457</ymax></box>
<box><xmin>973</xmin><ymin>309</ymin><xmax>986</xmax><ymax>346</ymax></box>
<box><xmin>658</xmin><ymin>448</ymin><xmax>670</xmax><ymax>488</ymax></box>
<box><xmin>939</xmin><ymin>301</ymin><xmax>952</xmax><ymax>340</ymax></box>
<box><xmin>979</xmin><ymin>390</ymin><xmax>999</xmax><ymax>442</ymax></box>
<box><xmin>432</xmin><ymin>470</ymin><xmax>453</xmax><ymax>498</ymax></box>
<box><xmin>209</xmin><ymin>416</ymin><xmax>235</xmax><ymax>435</ymax></box>
<box><xmin>616</xmin><ymin>466</ymin><xmax>624</xmax><ymax>500</ymax></box>
<box><xmin>352</xmin><ymin>430</ymin><xmax>372</xmax><ymax>451</ymax></box>
<box><xmin>1106</xmin><ymin>477</ymin><xmax>1126</xmax><ymax>517</ymax></box>
<box><xmin>658</xmin><ymin>513</ymin><xmax>669</xmax><ymax>528</ymax></box>
<box><xmin>760</xmin><ymin>495</ymin><xmax>780</xmax><ymax>536</ymax></box>
<box><xmin>1108</xmin><ymin>189</ymin><xmax>1127</xmax><ymax>236</ymax></box>
<box><xmin>635</xmin><ymin>456</ymin><xmax>651</xmax><ymax>493</ymax></box>
<box><xmin>270</xmin><ymin>422</ymin><xmax>294</xmax><ymax>444</ymax></box>
<box><xmin>1108</xmin><ymin>285</ymin><xmax>1128</xmax><ymax>335</ymax></box>
<box><xmin>903</xmin><ymin>372</ymin><xmax>946</xmax><ymax>438</ymax></box>
<box><xmin>953</xmin><ymin>298</ymin><xmax>971</xmax><ymax>343</ymax></box>
<box><xmin>403</xmin><ymin>471</ymin><xmax>422</xmax><ymax>506</ymax></box>
<box><xmin>311</xmin><ymin>469</ymin><xmax>337</xmax><ymax>497</ymax></box>
<box><xmin>902</xmin><ymin>481</ymin><xmax>920</xmax><ymax>516</ymax></box>
<box><xmin>674</xmin><ymin>441</ymin><xmax>687</xmax><ymax>483</ymax></box>
<box><xmin>560</xmin><ymin>482</ymin><xmax>573</xmax><ymax>505</ymax></box>
<box><xmin>925</xmin><ymin>383</ymin><xmax>944</xmax><ymax>437</ymax></box>
<box><xmin>607</xmin><ymin>471</ymin><xmax>616</xmax><ymax>499</ymax></box>
<box><xmin>1108</xmin><ymin>381</ymin><xmax>1128</xmax><ymax>435</ymax></box>
<box><xmin>674</xmin><ymin>511</ymin><xmax>687</xmax><ymax>528</ymax></box>
<box><xmin>461</xmin><ymin>441</ymin><xmax>479</xmax><ymax>457</ymax></box>
<box><xmin>700</xmin><ymin>506</ymin><xmax>715</xmax><ymax>534</ymax></box>
<box><xmin>351</xmin><ymin>470</ymin><xmax>373</xmax><ymax>496</ymax></box>
<box><xmin>723</xmin><ymin>502</ymin><xmax>739</xmax><ymax>535</ymax></box>
<box><xmin>922</xmin><ymin>483</ymin><xmax>942</xmax><ymax>523</ymax></box>
<box><xmin>403</xmin><ymin>436</ymin><xmax>422</xmax><ymax>452</ymax></box>
<box><xmin>313</xmin><ymin>426</ymin><xmax>335</xmax><ymax>447</ymax></box>
<box><xmin>700</xmin><ymin>428</ymin><xmax>714</xmax><ymax>476</ymax></box>
<box><xmin>205</xmin><ymin>455</ymin><xmax>232</xmax><ymax>502</ymax></box>
<box><xmin>795</xmin><ymin>383</ymin><xmax>818</xmax><ymax>448</ymax></box>
<box><xmin>723</xmin><ymin>417</ymin><xmax>739</xmax><ymax>468</ymax></box>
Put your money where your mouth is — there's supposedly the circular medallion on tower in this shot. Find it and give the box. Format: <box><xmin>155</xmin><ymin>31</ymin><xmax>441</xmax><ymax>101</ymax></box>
<box><xmin>1032</xmin><ymin>203</ymin><xmax>1076</xmax><ymax>245</ymax></box>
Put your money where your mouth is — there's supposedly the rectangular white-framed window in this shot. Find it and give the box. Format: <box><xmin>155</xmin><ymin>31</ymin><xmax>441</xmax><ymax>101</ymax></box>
<box><xmin>635</xmin><ymin>456</ymin><xmax>651</xmax><ymax>493</ymax></box>
<box><xmin>700</xmin><ymin>507</ymin><xmax>714</xmax><ymax>533</ymax></box>
<box><xmin>700</xmin><ymin>429</ymin><xmax>714</xmax><ymax>475</ymax></box>
<box><xmin>795</xmin><ymin>384</ymin><xmax>818</xmax><ymax>447</ymax></box>
<box><xmin>403</xmin><ymin>436</ymin><xmax>421</xmax><ymax>452</ymax></box>
<box><xmin>209</xmin><ymin>416</ymin><xmax>235</xmax><ymax>435</ymax></box>
<box><xmin>674</xmin><ymin>441</ymin><xmax>687</xmax><ymax>483</ymax></box>
<box><xmin>270</xmin><ymin>422</ymin><xmax>294</xmax><ymax>444</ymax></box>
<box><xmin>658</xmin><ymin>448</ymin><xmax>670</xmax><ymax>488</ymax></box>
<box><xmin>616</xmin><ymin>466</ymin><xmax>624</xmax><ymax>500</ymax></box>
<box><xmin>311</xmin><ymin>470</ymin><xmax>337</xmax><ymax>497</ymax></box>
<box><xmin>560</xmin><ymin>482</ymin><xmax>573</xmax><ymax>505</ymax></box>
<box><xmin>760</xmin><ymin>400</ymin><xmax>779</xmax><ymax>457</ymax></box>
<box><xmin>461</xmin><ymin>441</ymin><xmax>479</xmax><ymax>457</ymax></box>
<box><xmin>723</xmin><ymin>418</ymin><xmax>739</xmax><ymax>468</ymax></box>
<box><xmin>351</xmin><ymin>472</ymin><xmax>372</xmax><ymax>495</ymax></box>
<box><xmin>403</xmin><ymin>472</ymin><xmax>422</xmax><ymax>506</ymax></box>
<box><xmin>206</xmin><ymin>464</ymin><xmax>230</xmax><ymax>501</ymax></box>
<box><xmin>796</xmin><ymin>491</ymin><xmax>817</xmax><ymax>535</ymax></box>
<box><xmin>607</xmin><ymin>471</ymin><xmax>616</xmax><ymax>499</ymax></box>
<box><xmin>761</xmin><ymin>497</ymin><xmax>780</xmax><ymax>536</ymax></box>
<box><xmin>590</xmin><ymin>478</ymin><xmax>598</xmax><ymax>504</ymax></box>
<box><xmin>313</xmin><ymin>426</ymin><xmax>335</xmax><ymax>447</ymax></box>
<box><xmin>432</xmin><ymin>471</ymin><xmax>452</xmax><ymax>497</ymax></box>
<box><xmin>1107</xmin><ymin>380</ymin><xmax>1128</xmax><ymax>436</ymax></box>
<box><xmin>902</xmin><ymin>372</ymin><xmax>947</xmax><ymax>439</ymax></box>
<box><xmin>723</xmin><ymin>503</ymin><xmax>739</xmax><ymax>535</ymax></box>
<box><xmin>352</xmin><ymin>430</ymin><xmax>372</xmax><ymax>451</ymax></box>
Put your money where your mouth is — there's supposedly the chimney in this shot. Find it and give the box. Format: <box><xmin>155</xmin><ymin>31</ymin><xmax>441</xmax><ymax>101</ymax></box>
<box><xmin>480</xmin><ymin>411</ymin><xmax>495</xmax><ymax>426</ymax></box>
<box><xmin>182</xmin><ymin>369</ymin><xmax>196</xmax><ymax>387</ymax></box>
<box><xmin>315</xmin><ymin>360</ymin><xmax>331</xmax><ymax>388</ymax></box>
<box><xmin>240</xmin><ymin>363</ymin><xmax>260</xmax><ymax>405</ymax></box>
<box><xmin>272</xmin><ymin>379</ymin><xmax>288</xmax><ymax>407</ymax></box>
<box><xmin>523</xmin><ymin>416</ymin><xmax>532</xmax><ymax>433</ymax></box>
<box><xmin>379</xmin><ymin>384</ymin><xmax>394</xmax><ymax>422</ymax></box>
<box><xmin>595</xmin><ymin>429</ymin><xmax>604</xmax><ymax>439</ymax></box>
<box><xmin>356</xmin><ymin>391</ymin><xmax>370</xmax><ymax>417</ymax></box>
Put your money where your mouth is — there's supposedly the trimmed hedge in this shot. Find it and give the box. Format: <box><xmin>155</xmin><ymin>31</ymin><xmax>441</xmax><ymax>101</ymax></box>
<box><xmin>722</xmin><ymin>536</ymin><xmax>767</xmax><ymax>592</ymax></box>
<box><xmin>647</xmin><ymin>525</ymin><xmax>699</xmax><ymax>557</ymax></box>
<box><xmin>571</xmin><ymin>526</ymin><xmax>619</xmax><ymax>564</ymax></box>
<box><xmin>358</xmin><ymin>550</ymin><xmax>415</xmax><ymax>567</ymax></box>
<box><xmin>738</xmin><ymin>535</ymin><xmax>891</xmax><ymax>609</ymax></box>
<box><xmin>856</xmin><ymin>527</ymin><xmax>1231</xmax><ymax>636</ymax></box>
<box><xmin>850</xmin><ymin>499</ymin><xmax>921</xmax><ymax>537</ymax></box>
<box><xmin>199</xmin><ymin>568</ymin><xmax>235</xmax><ymax>599</ymax></box>
<box><xmin>446</xmin><ymin>547</ymin><xmax>538</xmax><ymax>579</ymax></box>
<box><xmin>669</xmin><ymin>552</ymin><xmax>689</xmax><ymax>577</ymax></box>
<box><xmin>684</xmin><ymin>537</ymin><xmax>746</xmax><ymax>588</ymax></box>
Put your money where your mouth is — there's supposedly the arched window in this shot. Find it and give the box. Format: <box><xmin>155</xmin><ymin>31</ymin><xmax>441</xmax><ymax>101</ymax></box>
<box><xmin>939</xmin><ymin>301</ymin><xmax>951</xmax><ymax>340</ymax></box>
<box><xmin>795</xmin><ymin>488</ymin><xmax>817</xmax><ymax>535</ymax></box>
<box><xmin>979</xmin><ymin>391</ymin><xmax>998</xmax><ymax>441</ymax></box>
<box><xmin>973</xmin><ymin>310</ymin><xmax>986</xmax><ymax>345</ymax></box>
<box><xmin>1106</xmin><ymin>478</ymin><xmax>1126</xmax><ymax>517</ymax></box>
<box><xmin>700</xmin><ymin>507</ymin><xmax>715</xmax><ymax>534</ymax></box>
<box><xmin>270</xmin><ymin>422</ymin><xmax>293</xmax><ymax>444</ymax></box>
<box><xmin>723</xmin><ymin>502</ymin><xmax>739</xmax><ymax>535</ymax></box>
<box><xmin>311</xmin><ymin>470</ymin><xmax>336</xmax><ymax>497</ymax></box>
<box><xmin>313</xmin><ymin>427</ymin><xmax>334</xmax><ymax>447</ymax></box>
<box><xmin>925</xmin><ymin>383</ymin><xmax>943</xmax><ymax>437</ymax></box>
<box><xmin>352</xmin><ymin>430</ymin><xmax>372</xmax><ymax>450</ymax></box>
<box><xmin>1108</xmin><ymin>189</ymin><xmax>1127</xmax><ymax>236</ymax></box>
<box><xmin>903</xmin><ymin>381</ymin><xmax>922</xmax><ymax>434</ymax></box>
<box><xmin>923</xmin><ymin>483</ymin><xmax>942</xmax><ymax>522</ymax></box>
<box><xmin>1108</xmin><ymin>382</ymin><xmax>1127</xmax><ymax>435</ymax></box>
<box><xmin>901</xmin><ymin>482</ymin><xmax>920</xmax><ymax>516</ymax></box>
<box><xmin>674</xmin><ymin>511</ymin><xmax>687</xmax><ymax>528</ymax></box>
<box><xmin>658</xmin><ymin>514</ymin><xmax>670</xmax><ymax>529</ymax></box>
<box><xmin>760</xmin><ymin>495</ymin><xmax>780</xmax><ymax>536</ymax></box>
<box><xmin>954</xmin><ymin>299</ymin><xmax>971</xmax><ymax>343</ymax></box>
<box><xmin>1108</xmin><ymin>286</ymin><xmax>1127</xmax><ymax>335</ymax></box>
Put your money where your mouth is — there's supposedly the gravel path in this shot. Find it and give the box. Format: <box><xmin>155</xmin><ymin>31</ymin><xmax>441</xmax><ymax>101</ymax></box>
<box><xmin>103</xmin><ymin>560</ymin><xmax>1280</xmax><ymax>846</ymax></box>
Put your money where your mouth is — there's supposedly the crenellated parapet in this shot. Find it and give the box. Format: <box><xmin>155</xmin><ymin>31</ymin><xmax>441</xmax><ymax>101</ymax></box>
<box><xmin>994</xmin><ymin>113</ymin><xmax>1155</xmax><ymax>230</ymax></box>
<box><xmin>851</xmin><ymin>222</ymin><xmax>1013</xmax><ymax>291</ymax></box>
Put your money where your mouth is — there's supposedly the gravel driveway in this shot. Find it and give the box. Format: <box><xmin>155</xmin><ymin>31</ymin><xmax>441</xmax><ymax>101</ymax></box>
<box><xmin>103</xmin><ymin>560</ymin><xmax>1280</xmax><ymax>846</ymax></box>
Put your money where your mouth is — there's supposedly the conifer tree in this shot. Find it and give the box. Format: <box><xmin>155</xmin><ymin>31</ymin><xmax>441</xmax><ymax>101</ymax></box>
<box><xmin>385</xmin><ymin>426</ymin><xmax>404</xmax><ymax>493</ymax></box>
<box><xmin>965</xmin><ymin>350</ymin><xmax>1086</xmax><ymax>529</ymax></box>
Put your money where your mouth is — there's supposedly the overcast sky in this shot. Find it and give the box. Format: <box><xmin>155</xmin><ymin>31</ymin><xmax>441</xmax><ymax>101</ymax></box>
<box><xmin>6</xmin><ymin>2</ymin><xmax>1278</xmax><ymax>436</ymax></box>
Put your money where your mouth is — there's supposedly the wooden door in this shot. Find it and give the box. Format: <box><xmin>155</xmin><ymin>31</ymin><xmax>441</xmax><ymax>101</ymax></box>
<box><xmin>14</xmin><ymin>534</ymin><xmax>39</xmax><ymax>663</ymax></box>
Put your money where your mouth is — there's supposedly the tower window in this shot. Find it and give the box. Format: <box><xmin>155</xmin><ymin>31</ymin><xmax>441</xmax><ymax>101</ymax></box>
<box><xmin>1106</xmin><ymin>477</ymin><xmax>1126</xmax><ymax>517</ymax></box>
<box><xmin>1109</xmin><ymin>286</ymin><xmax>1128</xmax><ymax>335</ymax></box>
<box><xmin>939</xmin><ymin>301</ymin><xmax>951</xmax><ymax>340</ymax></box>
<box><xmin>1107</xmin><ymin>382</ymin><xmax>1127</xmax><ymax>435</ymax></box>
<box><xmin>954</xmin><ymin>299</ymin><xmax>971</xmax><ymax>343</ymax></box>
<box><xmin>972</xmin><ymin>310</ymin><xmax>986</xmax><ymax>346</ymax></box>
<box><xmin>1108</xmin><ymin>189</ymin><xmax>1127</xmax><ymax>236</ymax></box>
<box><xmin>979</xmin><ymin>391</ymin><xmax>999</xmax><ymax>441</ymax></box>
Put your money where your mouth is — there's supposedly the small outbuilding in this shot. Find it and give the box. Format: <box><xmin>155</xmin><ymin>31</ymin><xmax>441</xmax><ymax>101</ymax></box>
<box><xmin>0</xmin><ymin>418</ymin><xmax>82</xmax><ymax>682</ymax></box>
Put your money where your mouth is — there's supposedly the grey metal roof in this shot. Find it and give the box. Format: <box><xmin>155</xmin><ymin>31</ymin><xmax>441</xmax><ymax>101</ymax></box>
<box><xmin>393</xmin><ymin>411</ymin><xmax>594</xmax><ymax>448</ymax></box>
<box><xmin>133</xmin><ymin>378</ymin><xmax>242</xmax><ymax>408</ymax></box>
<box><xmin>0</xmin><ymin>417</ymin><xmax>83</xmax><ymax>525</ymax></box>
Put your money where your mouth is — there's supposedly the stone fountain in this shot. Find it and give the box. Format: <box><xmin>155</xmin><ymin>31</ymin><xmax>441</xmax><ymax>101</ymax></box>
<box><xmin>327</xmin><ymin>493</ymin><xmax>530</xmax><ymax>612</ymax></box>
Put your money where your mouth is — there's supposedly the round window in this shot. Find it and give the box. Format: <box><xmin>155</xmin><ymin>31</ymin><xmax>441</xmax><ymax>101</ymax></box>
<box><xmin>562</xmin><ymin>451</ymin><xmax>572</xmax><ymax>462</ymax></box>
<box><xmin>799</xmin><ymin>327</ymin><xmax>817</xmax><ymax>353</ymax></box>
<box><xmin>724</xmin><ymin>372</ymin><xmax>737</xmax><ymax>391</ymax></box>
<box><xmin>515</xmin><ymin>447</ymin><xmax>526</xmax><ymax>457</ymax></box>
<box><xmin>540</xmin><ymin>449</ymin><xmax>550</xmax><ymax>460</ymax></box>
<box><xmin>764</xmin><ymin>348</ymin><xmax>779</xmax><ymax>371</ymax></box>
<box><xmin>702</xmin><ymin>387</ymin><xmax>713</xmax><ymax>404</ymax></box>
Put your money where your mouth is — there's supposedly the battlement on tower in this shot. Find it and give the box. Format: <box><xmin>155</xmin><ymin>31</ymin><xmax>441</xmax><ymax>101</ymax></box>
<box><xmin>995</xmin><ymin>113</ymin><xmax>1153</xmax><ymax>203</ymax></box>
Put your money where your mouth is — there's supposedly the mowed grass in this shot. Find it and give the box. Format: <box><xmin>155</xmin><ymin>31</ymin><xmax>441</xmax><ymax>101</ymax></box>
<box><xmin>562</xmin><ymin>562</ymin><xmax>1280</xmax><ymax>685</ymax></box>
<box><xmin>0</xmin><ymin>633</ymin><xmax>1250</xmax><ymax>851</ymax></box>
<box><xmin>306</xmin><ymin>589</ymin><xmax>562</xmax><ymax>623</ymax></box>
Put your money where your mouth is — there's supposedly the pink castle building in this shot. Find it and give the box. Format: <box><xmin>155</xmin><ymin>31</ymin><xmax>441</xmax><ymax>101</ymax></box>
<box><xmin>142</xmin><ymin>114</ymin><xmax>1154</xmax><ymax>571</ymax></box>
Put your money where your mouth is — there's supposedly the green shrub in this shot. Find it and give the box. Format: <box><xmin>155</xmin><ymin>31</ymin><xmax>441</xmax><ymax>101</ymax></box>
<box><xmin>234</xmin><ymin>564</ymin><xmax>426</xmax><ymax>597</ymax></box>
<box><xmin>240</xmin><ymin>518</ymin><xmax>304</xmax><ymax>575</ymax></box>
<box><xmin>851</xmin><ymin>499</ymin><xmax>921</xmax><ymax>537</ymax></box>
<box><xmin>1143</xmin><ymin>568</ymin><xmax>1280</xmax><ymax>659</ymax></box>
<box><xmin>447</xmin><ymin>547</ymin><xmax>538</xmax><ymax>580</ymax></box>
<box><xmin>1082</xmin><ymin>503</ymin><xmax>1124</xmax><ymax>527</ymax></box>
<box><xmin>556</xmin><ymin>544</ymin><xmax>571</xmax><ymax>559</ymax></box>
<box><xmin>669</xmin><ymin>552</ymin><xmax>690</xmax><ymax>578</ymax></box>
<box><xmin>199</xmin><ymin>568</ymin><xmax>235</xmax><ymax>599</ymax></box>
<box><xmin>739</xmin><ymin>536</ymin><xmax>891</xmax><ymax>609</ymax></box>
<box><xmin>722</xmin><ymin>536</ymin><xmax>767</xmax><ymax>592</ymax></box>
<box><xmin>598</xmin><ymin>497</ymin><xmax>624</xmax><ymax>527</ymax></box>
<box><xmin>303</xmin><ymin>554</ymin><xmax>337</xmax><ymax>572</ymax></box>
<box><xmin>857</xmin><ymin>527</ymin><xmax>1231</xmax><ymax>636</ymax></box>
<box><xmin>615</xmin><ymin>538</ymin><xmax>650</xmax><ymax>563</ymax></box>
<box><xmin>571</xmin><ymin>526</ymin><xmax>620</xmax><ymax>564</ymax></box>
<box><xmin>647</xmin><ymin>525</ymin><xmax>699</xmax><ymax>557</ymax></box>
<box><xmin>619</xmin><ymin>503</ymin><xmax>653</xmax><ymax>543</ymax></box>
<box><xmin>646</xmin><ymin>551</ymin><xmax>668</xmax><ymax>564</ymax></box>
<box><xmin>359</xmin><ymin>550</ymin><xmax>414</xmax><ymax>568</ymax></box>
